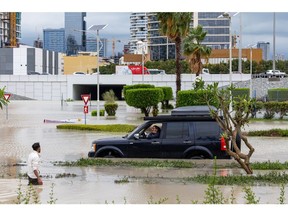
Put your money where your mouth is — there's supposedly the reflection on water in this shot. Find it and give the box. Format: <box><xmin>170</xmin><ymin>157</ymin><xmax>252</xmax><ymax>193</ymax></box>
<box><xmin>1</xmin><ymin>101</ymin><xmax>288</xmax><ymax>204</ymax></box>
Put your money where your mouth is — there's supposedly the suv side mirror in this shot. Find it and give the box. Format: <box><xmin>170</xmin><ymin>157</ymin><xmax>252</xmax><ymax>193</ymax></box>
<box><xmin>134</xmin><ymin>133</ymin><xmax>140</xmax><ymax>140</ymax></box>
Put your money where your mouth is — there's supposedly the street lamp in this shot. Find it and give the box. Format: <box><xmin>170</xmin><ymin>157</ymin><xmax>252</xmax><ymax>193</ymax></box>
<box><xmin>88</xmin><ymin>24</ymin><xmax>108</xmax><ymax>120</ymax></box>
<box><xmin>218</xmin><ymin>12</ymin><xmax>240</xmax><ymax>112</ymax></box>
<box><xmin>248</xmin><ymin>44</ymin><xmax>257</xmax><ymax>98</ymax></box>
<box><xmin>137</xmin><ymin>40</ymin><xmax>145</xmax><ymax>82</ymax></box>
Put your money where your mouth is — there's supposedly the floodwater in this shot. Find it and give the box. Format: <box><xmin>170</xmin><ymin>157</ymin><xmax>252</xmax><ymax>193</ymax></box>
<box><xmin>1</xmin><ymin>100</ymin><xmax>288</xmax><ymax>204</ymax></box>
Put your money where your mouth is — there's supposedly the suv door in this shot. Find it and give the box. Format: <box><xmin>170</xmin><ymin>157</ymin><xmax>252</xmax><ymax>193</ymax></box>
<box><xmin>193</xmin><ymin>121</ymin><xmax>223</xmax><ymax>158</ymax></box>
<box><xmin>160</xmin><ymin>122</ymin><xmax>191</xmax><ymax>158</ymax></box>
<box><xmin>125</xmin><ymin>124</ymin><xmax>162</xmax><ymax>158</ymax></box>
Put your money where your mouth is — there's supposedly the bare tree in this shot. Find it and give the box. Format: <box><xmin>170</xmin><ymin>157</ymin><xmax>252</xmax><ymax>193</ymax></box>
<box><xmin>205</xmin><ymin>82</ymin><xmax>255</xmax><ymax>174</ymax></box>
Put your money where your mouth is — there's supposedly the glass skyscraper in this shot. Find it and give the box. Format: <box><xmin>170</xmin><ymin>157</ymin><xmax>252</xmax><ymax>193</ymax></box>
<box><xmin>86</xmin><ymin>36</ymin><xmax>108</xmax><ymax>57</ymax></box>
<box><xmin>129</xmin><ymin>12</ymin><xmax>230</xmax><ymax>61</ymax></box>
<box><xmin>65</xmin><ymin>12</ymin><xmax>87</xmax><ymax>55</ymax></box>
<box><xmin>43</xmin><ymin>28</ymin><xmax>65</xmax><ymax>53</ymax></box>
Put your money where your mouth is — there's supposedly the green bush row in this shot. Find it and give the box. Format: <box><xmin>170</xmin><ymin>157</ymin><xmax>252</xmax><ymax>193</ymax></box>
<box><xmin>247</xmin><ymin>129</ymin><xmax>288</xmax><ymax>137</ymax></box>
<box><xmin>56</xmin><ymin>124</ymin><xmax>136</xmax><ymax>132</ymax></box>
<box><xmin>232</xmin><ymin>88</ymin><xmax>250</xmax><ymax>100</ymax></box>
<box><xmin>123</xmin><ymin>84</ymin><xmax>155</xmax><ymax>99</ymax></box>
<box><xmin>253</xmin><ymin>101</ymin><xmax>288</xmax><ymax>119</ymax></box>
<box><xmin>268</xmin><ymin>88</ymin><xmax>288</xmax><ymax>102</ymax></box>
<box><xmin>176</xmin><ymin>89</ymin><xmax>218</xmax><ymax>107</ymax></box>
<box><xmin>91</xmin><ymin>109</ymin><xmax>105</xmax><ymax>116</ymax></box>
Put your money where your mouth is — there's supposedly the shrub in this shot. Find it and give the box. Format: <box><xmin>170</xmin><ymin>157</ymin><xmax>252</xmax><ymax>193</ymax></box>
<box><xmin>104</xmin><ymin>103</ymin><xmax>118</xmax><ymax>116</ymax></box>
<box><xmin>158</xmin><ymin>86</ymin><xmax>173</xmax><ymax>109</ymax></box>
<box><xmin>123</xmin><ymin>84</ymin><xmax>155</xmax><ymax>99</ymax></box>
<box><xmin>102</xmin><ymin>90</ymin><xmax>117</xmax><ymax>103</ymax></box>
<box><xmin>91</xmin><ymin>109</ymin><xmax>105</xmax><ymax>117</ymax></box>
<box><xmin>268</xmin><ymin>88</ymin><xmax>288</xmax><ymax>102</ymax></box>
<box><xmin>176</xmin><ymin>89</ymin><xmax>218</xmax><ymax>107</ymax></box>
<box><xmin>263</xmin><ymin>101</ymin><xmax>278</xmax><ymax>119</ymax></box>
<box><xmin>232</xmin><ymin>88</ymin><xmax>250</xmax><ymax>101</ymax></box>
<box><xmin>125</xmin><ymin>88</ymin><xmax>164</xmax><ymax>116</ymax></box>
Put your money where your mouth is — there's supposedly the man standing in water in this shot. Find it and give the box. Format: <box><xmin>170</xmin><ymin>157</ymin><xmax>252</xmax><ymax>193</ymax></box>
<box><xmin>27</xmin><ymin>142</ymin><xmax>43</xmax><ymax>185</ymax></box>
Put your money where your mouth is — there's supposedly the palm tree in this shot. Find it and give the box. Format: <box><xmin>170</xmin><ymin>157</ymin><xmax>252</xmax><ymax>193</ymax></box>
<box><xmin>157</xmin><ymin>12</ymin><xmax>192</xmax><ymax>93</ymax></box>
<box><xmin>183</xmin><ymin>25</ymin><xmax>212</xmax><ymax>76</ymax></box>
<box><xmin>0</xmin><ymin>87</ymin><xmax>8</xmax><ymax>109</ymax></box>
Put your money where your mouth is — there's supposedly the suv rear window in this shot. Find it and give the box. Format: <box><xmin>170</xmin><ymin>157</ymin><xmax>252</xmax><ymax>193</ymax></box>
<box><xmin>165</xmin><ymin>122</ymin><xmax>189</xmax><ymax>139</ymax></box>
<box><xmin>194</xmin><ymin>121</ymin><xmax>220</xmax><ymax>141</ymax></box>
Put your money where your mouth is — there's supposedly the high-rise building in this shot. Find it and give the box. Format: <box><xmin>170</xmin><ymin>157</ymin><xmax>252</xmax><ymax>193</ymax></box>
<box><xmin>43</xmin><ymin>28</ymin><xmax>65</xmax><ymax>53</ymax></box>
<box><xmin>129</xmin><ymin>12</ymin><xmax>230</xmax><ymax>61</ymax></box>
<box><xmin>34</xmin><ymin>37</ymin><xmax>43</xmax><ymax>48</ymax></box>
<box><xmin>0</xmin><ymin>12</ymin><xmax>21</xmax><ymax>47</ymax></box>
<box><xmin>86</xmin><ymin>35</ymin><xmax>108</xmax><ymax>57</ymax></box>
<box><xmin>65</xmin><ymin>12</ymin><xmax>87</xmax><ymax>55</ymax></box>
<box><xmin>257</xmin><ymin>41</ymin><xmax>270</xmax><ymax>61</ymax></box>
<box><xmin>129</xmin><ymin>13</ymin><xmax>148</xmax><ymax>54</ymax></box>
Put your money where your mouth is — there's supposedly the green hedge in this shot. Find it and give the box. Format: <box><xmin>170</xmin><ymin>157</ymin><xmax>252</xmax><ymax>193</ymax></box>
<box><xmin>56</xmin><ymin>124</ymin><xmax>136</xmax><ymax>132</ymax></box>
<box><xmin>104</xmin><ymin>103</ymin><xmax>118</xmax><ymax>116</ymax></box>
<box><xmin>123</xmin><ymin>84</ymin><xmax>155</xmax><ymax>99</ymax></box>
<box><xmin>158</xmin><ymin>86</ymin><xmax>173</xmax><ymax>101</ymax></box>
<box><xmin>176</xmin><ymin>89</ymin><xmax>218</xmax><ymax>107</ymax></box>
<box><xmin>232</xmin><ymin>88</ymin><xmax>250</xmax><ymax>100</ymax></box>
<box><xmin>125</xmin><ymin>88</ymin><xmax>164</xmax><ymax>108</ymax></box>
<box><xmin>91</xmin><ymin>109</ymin><xmax>105</xmax><ymax>116</ymax></box>
<box><xmin>268</xmin><ymin>88</ymin><xmax>288</xmax><ymax>101</ymax></box>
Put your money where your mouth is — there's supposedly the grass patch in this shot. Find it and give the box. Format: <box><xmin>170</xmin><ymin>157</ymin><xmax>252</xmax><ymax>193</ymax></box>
<box><xmin>186</xmin><ymin>171</ymin><xmax>288</xmax><ymax>185</ymax></box>
<box><xmin>247</xmin><ymin>129</ymin><xmax>288</xmax><ymax>137</ymax></box>
<box><xmin>54</xmin><ymin>158</ymin><xmax>198</xmax><ymax>168</ymax></box>
<box><xmin>54</xmin><ymin>158</ymin><xmax>288</xmax><ymax>170</ymax></box>
<box><xmin>114</xmin><ymin>176</ymin><xmax>129</xmax><ymax>184</ymax></box>
<box><xmin>251</xmin><ymin>161</ymin><xmax>288</xmax><ymax>170</ymax></box>
<box><xmin>56</xmin><ymin>124</ymin><xmax>136</xmax><ymax>133</ymax></box>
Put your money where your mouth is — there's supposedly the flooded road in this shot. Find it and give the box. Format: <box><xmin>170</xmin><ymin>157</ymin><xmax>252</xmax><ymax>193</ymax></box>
<box><xmin>1</xmin><ymin>101</ymin><xmax>288</xmax><ymax>204</ymax></box>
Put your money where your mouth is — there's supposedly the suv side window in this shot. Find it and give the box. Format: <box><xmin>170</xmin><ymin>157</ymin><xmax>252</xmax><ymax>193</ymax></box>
<box><xmin>164</xmin><ymin>122</ymin><xmax>189</xmax><ymax>139</ymax></box>
<box><xmin>194</xmin><ymin>121</ymin><xmax>220</xmax><ymax>141</ymax></box>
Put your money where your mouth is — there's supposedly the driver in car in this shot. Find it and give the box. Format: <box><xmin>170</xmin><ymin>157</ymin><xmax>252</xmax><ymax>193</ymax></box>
<box><xmin>147</xmin><ymin>125</ymin><xmax>161</xmax><ymax>139</ymax></box>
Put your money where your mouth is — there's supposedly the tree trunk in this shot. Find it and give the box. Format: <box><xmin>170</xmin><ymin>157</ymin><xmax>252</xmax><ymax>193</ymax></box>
<box><xmin>175</xmin><ymin>37</ymin><xmax>182</xmax><ymax>93</ymax></box>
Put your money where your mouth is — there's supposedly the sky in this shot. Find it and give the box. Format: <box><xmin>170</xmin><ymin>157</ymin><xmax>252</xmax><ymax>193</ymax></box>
<box><xmin>4</xmin><ymin>0</ymin><xmax>288</xmax><ymax>58</ymax></box>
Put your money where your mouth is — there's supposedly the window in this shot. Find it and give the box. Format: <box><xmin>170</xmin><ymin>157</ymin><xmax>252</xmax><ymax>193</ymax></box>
<box><xmin>165</xmin><ymin>122</ymin><xmax>189</xmax><ymax>139</ymax></box>
<box><xmin>194</xmin><ymin>122</ymin><xmax>220</xmax><ymax>141</ymax></box>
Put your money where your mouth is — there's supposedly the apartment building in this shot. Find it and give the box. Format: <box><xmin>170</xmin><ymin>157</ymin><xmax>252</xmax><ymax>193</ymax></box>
<box><xmin>129</xmin><ymin>12</ymin><xmax>230</xmax><ymax>61</ymax></box>
<box><xmin>0</xmin><ymin>12</ymin><xmax>21</xmax><ymax>48</ymax></box>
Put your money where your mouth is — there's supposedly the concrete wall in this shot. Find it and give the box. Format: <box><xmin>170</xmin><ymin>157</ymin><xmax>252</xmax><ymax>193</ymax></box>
<box><xmin>0</xmin><ymin>74</ymin><xmax>252</xmax><ymax>101</ymax></box>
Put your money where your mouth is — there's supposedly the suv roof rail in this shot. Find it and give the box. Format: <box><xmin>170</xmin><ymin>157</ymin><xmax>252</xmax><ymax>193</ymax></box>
<box><xmin>171</xmin><ymin>106</ymin><xmax>216</xmax><ymax>116</ymax></box>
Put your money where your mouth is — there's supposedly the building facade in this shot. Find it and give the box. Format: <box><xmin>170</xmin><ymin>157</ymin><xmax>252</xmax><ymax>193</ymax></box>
<box><xmin>0</xmin><ymin>12</ymin><xmax>21</xmax><ymax>47</ymax></box>
<box><xmin>129</xmin><ymin>12</ymin><xmax>230</xmax><ymax>61</ymax></box>
<box><xmin>64</xmin><ymin>12</ymin><xmax>87</xmax><ymax>55</ymax></box>
<box><xmin>0</xmin><ymin>45</ymin><xmax>62</xmax><ymax>75</ymax></box>
<box><xmin>43</xmin><ymin>28</ymin><xmax>65</xmax><ymax>53</ymax></box>
<box><xmin>86</xmin><ymin>36</ymin><xmax>108</xmax><ymax>57</ymax></box>
<box><xmin>257</xmin><ymin>41</ymin><xmax>270</xmax><ymax>61</ymax></box>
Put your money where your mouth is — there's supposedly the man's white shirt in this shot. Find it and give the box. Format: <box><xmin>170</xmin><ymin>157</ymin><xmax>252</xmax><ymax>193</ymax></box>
<box><xmin>27</xmin><ymin>150</ymin><xmax>40</xmax><ymax>179</ymax></box>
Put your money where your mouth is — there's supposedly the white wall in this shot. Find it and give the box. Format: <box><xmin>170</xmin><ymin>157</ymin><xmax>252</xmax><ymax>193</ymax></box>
<box><xmin>0</xmin><ymin>74</ymin><xmax>251</xmax><ymax>101</ymax></box>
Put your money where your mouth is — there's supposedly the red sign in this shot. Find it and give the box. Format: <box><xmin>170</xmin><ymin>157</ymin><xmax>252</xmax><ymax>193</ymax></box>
<box><xmin>81</xmin><ymin>94</ymin><xmax>90</xmax><ymax>105</ymax></box>
<box><xmin>84</xmin><ymin>105</ymin><xmax>88</xmax><ymax>114</ymax></box>
<box><xmin>4</xmin><ymin>94</ymin><xmax>11</xmax><ymax>101</ymax></box>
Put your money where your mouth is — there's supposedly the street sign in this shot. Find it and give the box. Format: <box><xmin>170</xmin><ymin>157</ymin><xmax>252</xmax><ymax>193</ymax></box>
<box><xmin>81</xmin><ymin>94</ymin><xmax>90</xmax><ymax>105</ymax></box>
<box><xmin>84</xmin><ymin>105</ymin><xmax>88</xmax><ymax>114</ymax></box>
<box><xmin>4</xmin><ymin>93</ymin><xmax>11</xmax><ymax>101</ymax></box>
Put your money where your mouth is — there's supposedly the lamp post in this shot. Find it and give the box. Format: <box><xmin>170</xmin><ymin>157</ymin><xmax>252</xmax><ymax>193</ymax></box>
<box><xmin>272</xmin><ymin>12</ymin><xmax>276</xmax><ymax>72</ymax></box>
<box><xmin>88</xmin><ymin>24</ymin><xmax>108</xmax><ymax>120</ymax></box>
<box><xmin>248</xmin><ymin>44</ymin><xmax>257</xmax><ymax>98</ymax></box>
<box><xmin>218</xmin><ymin>12</ymin><xmax>239</xmax><ymax>112</ymax></box>
<box><xmin>137</xmin><ymin>40</ymin><xmax>144</xmax><ymax>82</ymax></box>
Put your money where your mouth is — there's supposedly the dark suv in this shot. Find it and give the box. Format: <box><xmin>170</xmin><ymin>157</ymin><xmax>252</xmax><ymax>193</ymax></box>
<box><xmin>88</xmin><ymin>106</ymin><xmax>238</xmax><ymax>159</ymax></box>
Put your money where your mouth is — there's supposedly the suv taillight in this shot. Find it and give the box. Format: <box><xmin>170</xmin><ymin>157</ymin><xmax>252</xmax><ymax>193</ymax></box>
<box><xmin>92</xmin><ymin>144</ymin><xmax>97</xmax><ymax>152</ymax></box>
<box><xmin>220</xmin><ymin>137</ymin><xmax>226</xmax><ymax>151</ymax></box>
